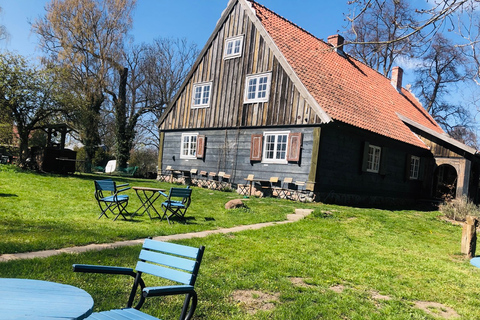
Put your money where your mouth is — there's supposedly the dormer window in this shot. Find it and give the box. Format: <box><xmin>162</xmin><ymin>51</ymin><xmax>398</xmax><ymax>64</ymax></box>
<box><xmin>192</xmin><ymin>82</ymin><xmax>212</xmax><ymax>108</ymax></box>
<box><xmin>224</xmin><ymin>35</ymin><xmax>244</xmax><ymax>59</ymax></box>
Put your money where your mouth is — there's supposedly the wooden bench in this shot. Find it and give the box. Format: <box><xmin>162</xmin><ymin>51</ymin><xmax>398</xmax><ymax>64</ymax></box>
<box><xmin>73</xmin><ymin>238</ymin><xmax>205</xmax><ymax>320</ymax></box>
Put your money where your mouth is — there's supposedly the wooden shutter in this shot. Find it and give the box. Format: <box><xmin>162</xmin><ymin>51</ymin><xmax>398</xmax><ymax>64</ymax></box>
<box><xmin>196</xmin><ymin>135</ymin><xmax>205</xmax><ymax>159</ymax></box>
<box><xmin>361</xmin><ymin>142</ymin><xmax>370</xmax><ymax>172</ymax></box>
<box><xmin>287</xmin><ymin>132</ymin><xmax>302</xmax><ymax>162</ymax></box>
<box><xmin>379</xmin><ymin>147</ymin><xmax>387</xmax><ymax>175</ymax></box>
<box><xmin>418</xmin><ymin>157</ymin><xmax>425</xmax><ymax>181</ymax></box>
<box><xmin>250</xmin><ymin>134</ymin><xmax>263</xmax><ymax>161</ymax></box>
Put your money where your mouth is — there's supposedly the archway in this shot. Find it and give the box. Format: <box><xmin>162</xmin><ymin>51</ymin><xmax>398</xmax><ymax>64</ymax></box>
<box><xmin>433</xmin><ymin>164</ymin><xmax>458</xmax><ymax>201</ymax></box>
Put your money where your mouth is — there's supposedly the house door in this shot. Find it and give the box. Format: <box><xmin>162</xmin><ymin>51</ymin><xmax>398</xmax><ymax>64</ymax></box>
<box><xmin>433</xmin><ymin>164</ymin><xmax>457</xmax><ymax>201</ymax></box>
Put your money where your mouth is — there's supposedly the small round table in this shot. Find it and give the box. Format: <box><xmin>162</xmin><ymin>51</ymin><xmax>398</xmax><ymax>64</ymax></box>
<box><xmin>0</xmin><ymin>278</ymin><xmax>94</xmax><ymax>319</ymax></box>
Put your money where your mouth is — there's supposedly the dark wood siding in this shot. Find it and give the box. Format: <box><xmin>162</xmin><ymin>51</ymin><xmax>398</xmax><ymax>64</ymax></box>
<box><xmin>316</xmin><ymin>123</ymin><xmax>434</xmax><ymax>200</ymax></box>
<box><xmin>159</xmin><ymin>1</ymin><xmax>323</xmax><ymax>132</ymax></box>
<box><xmin>160</xmin><ymin>127</ymin><xmax>315</xmax><ymax>186</ymax></box>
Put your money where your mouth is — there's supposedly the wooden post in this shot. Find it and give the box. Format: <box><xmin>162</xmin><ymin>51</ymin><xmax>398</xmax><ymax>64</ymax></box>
<box><xmin>461</xmin><ymin>216</ymin><xmax>478</xmax><ymax>258</ymax></box>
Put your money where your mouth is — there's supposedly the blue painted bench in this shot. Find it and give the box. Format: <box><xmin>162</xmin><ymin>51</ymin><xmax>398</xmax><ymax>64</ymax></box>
<box><xmin>73</xmin><ymin>238</ymin><xmax>205</xmax><ymax>320</ymax></box>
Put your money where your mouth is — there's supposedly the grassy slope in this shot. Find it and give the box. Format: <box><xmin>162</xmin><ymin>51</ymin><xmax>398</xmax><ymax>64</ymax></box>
<box><xmin>0</xmin><ymin>167</ymin><xmax>297</xmax><ymax>254</ymax></box>
<box><xmin>1</xmin><ymin>167</ymin><xmax>480</xmax><ymax>318</ymax></box>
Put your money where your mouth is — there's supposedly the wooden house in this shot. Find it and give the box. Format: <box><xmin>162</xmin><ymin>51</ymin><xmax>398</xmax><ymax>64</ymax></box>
<box><xmin>157</xmin><ymin>0</ymin><xmax>480</xmax><ymax>205</ymax></box>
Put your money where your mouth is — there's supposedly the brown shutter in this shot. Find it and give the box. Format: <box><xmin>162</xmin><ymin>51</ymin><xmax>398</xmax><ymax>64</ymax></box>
<box><xmin>250</xmin><ymin>134</ymin><xmax>263</xmax><ymax>161</ymax></box>
<box><xmin>196</xmin><ymin>135</ymin><xmax>205</xmax><ymax>159</ymax></box>
<box><xmin>287</xmin><ymin>132</ymin><xmax>302</xmax><ymax>162</ymax></box>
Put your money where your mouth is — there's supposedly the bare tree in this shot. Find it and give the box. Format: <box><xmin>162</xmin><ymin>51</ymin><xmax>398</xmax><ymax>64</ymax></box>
<box><xmin>345</xmin><ymin>0</ymin><xmax>470</xmax><ymax>47</ymax></box>
<box><xmin>134</xmin><ymin>38</ymin><xmax>198</xmax><ymax>149</ymax></box>
<box><xmin>414</xmin><ymin>33</ymin><xmax>469</xmax><ymax>127</ymax></box>
<box><xmin>345</xmin><ymin>0</ymin><xmax>423</xmax><ymax>76</ymax></box>
<box><xmin>0</xmin><ymin>7</ymin><xmax>8</xmax><ymax>42</ymax></box>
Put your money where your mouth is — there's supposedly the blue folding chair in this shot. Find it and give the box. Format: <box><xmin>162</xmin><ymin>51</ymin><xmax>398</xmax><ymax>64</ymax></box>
<box><xmin>159</xmin><ymin>187</ymin><xmax>192</xmax><ymax>224</ymax></box>
<box><xmin>94</xmin><ymin>179</ymin><xmax>130</xmax><ymax>221</ymax></box>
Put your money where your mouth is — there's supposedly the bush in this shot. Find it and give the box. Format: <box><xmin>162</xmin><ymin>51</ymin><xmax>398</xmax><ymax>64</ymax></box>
<box><xmin>439</xmin><ymin>195</ymin><xmax>480</xmax><ymax>221</ymax></box>
<box><xmin>129</xmin><ymin>147</ymin><xmax>158</xmax><ymax>178</ymax></box>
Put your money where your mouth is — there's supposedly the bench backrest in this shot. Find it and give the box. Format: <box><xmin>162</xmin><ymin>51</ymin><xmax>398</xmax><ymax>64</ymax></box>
<box><xmin>169</xmin><ymin>187</ymin><xmax>192</xmax><ymax>199</ymax></box>
<box><xmin>136</xmin><ymin>239</ymin><xmax>205</xmax><ymax>286</ymax></box>
<box><xmin>95</xmin><ymin>179</ymin><xmax>116</xmax><ymax>192</ymax></box>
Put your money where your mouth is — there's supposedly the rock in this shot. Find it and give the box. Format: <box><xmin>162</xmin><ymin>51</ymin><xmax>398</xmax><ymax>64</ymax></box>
<box><xmin>225</xmin><ymin>199</ymin><xmax>245</xmax><ymax>210</ymax></box>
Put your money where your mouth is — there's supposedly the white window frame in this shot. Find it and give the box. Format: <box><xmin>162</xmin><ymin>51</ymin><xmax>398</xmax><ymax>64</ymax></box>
<box><xmin>180</xmin><ymin>133</ymin><xmax>198</xmax><ymax>159</ymax></box>
<box><xmin>192</xmin><ymin>82</ymin><xmax>212</xmax><ymax>108</ymax></box>
<box><xmin>367</xmin><ymin>145</ymin><xmax>381</xmax><ymax>173</ymax></box>
<box><xmin>244</xmin><ymin>72</ymin><xmax>272</xmax><ymax>103</ymax></box>
<box><xmin>262</xmin><ymin>131</ymin><xmax>289</xmax><ymax>164</ymax></box>
<box><xmin>410</xmin><ymin>156</ymin><xmax>420</xmax><ymax>180</ymax></box>
<box><xmin>224</xmin><ymin>35</ymin><xmax>244</xmax><ymax>59</ymax></box>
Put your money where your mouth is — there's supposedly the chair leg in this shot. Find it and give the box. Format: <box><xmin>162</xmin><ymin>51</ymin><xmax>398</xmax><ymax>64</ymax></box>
<box><xmin>181</xmin><ymin>292</ymin><xmax>198</xmax><ymax>320</ymax></box>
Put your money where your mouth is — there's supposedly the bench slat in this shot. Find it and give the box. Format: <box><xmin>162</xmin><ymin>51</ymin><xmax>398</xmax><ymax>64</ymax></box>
<box><xmin>143</xmin><ymin>238</ymin><xmax>199</xmax><ymax>259</ymax></box>
<box><xmin>139</xmin><ymin>250</ymin><xmax>196</xmax><ymax>272</ymax></box>
<box><xmin>136</xmin><ymin>261</ymin><xmax>192</xmax><ymax>285</ymax></box>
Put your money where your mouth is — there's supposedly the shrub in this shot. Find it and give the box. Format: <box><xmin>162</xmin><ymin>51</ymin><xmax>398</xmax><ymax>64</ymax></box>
<box><xmin>439</xmin><ymin>195</ymin><xmax>480</xmax><ymax>221</ymax></box>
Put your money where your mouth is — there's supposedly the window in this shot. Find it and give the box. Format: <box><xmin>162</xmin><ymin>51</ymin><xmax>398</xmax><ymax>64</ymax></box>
<box><xmin>180</xmin><ymin>133</ymin><xmax>198</xmax><ymax>159</ymax></box>
<box><xmin>244</xmin><ymin>73</ymin><xmax>271</xmax><ymax>103</ymax></box>
<box><xmin>410</xmin><ymin>156</ymin><xmax>420</xmax><ymax>179</ymax></box>
<box><xmin>367</xmin><ymin>145</ymin><xmax>381</xmax><ymax>173</ymax></box>
<box><xmin>224</xmin><ymin>35</ymin><xmax>243</xmax><ymax>59</ymax></box>
<box><xmin>192</xmin><ymin>82</ymin><xmax>212</xmax><ymax>108</ymax></box>
<box><xmin>263</xmin><ymin>131</ymin><xmax>289</xmax><ymax>164</ymax></box>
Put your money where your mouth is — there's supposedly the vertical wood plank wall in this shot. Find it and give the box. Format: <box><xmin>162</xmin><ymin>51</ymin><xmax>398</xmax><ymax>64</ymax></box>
<box><xmin>159</xmin><ymin>2</ymin><xmax>323</xmax><ymax>132</ymax></box>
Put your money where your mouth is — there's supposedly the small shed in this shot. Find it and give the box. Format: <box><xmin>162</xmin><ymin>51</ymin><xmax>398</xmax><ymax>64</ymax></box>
<box><xmin>31</xmin><ymin>124</ymin><xmax>77</xmax><ymax>174</ymax></box>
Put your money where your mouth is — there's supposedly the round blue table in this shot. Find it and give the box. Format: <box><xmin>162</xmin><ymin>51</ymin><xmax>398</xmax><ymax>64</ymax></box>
<box><xmin>0</xmin><ymin>278</ymin><xmax>94</xmax><ymax>319</ymax></box>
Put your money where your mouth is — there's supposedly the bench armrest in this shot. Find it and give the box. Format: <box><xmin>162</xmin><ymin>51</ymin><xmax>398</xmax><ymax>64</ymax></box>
<box><xmin>73</xmin><ymin>264</ymin><xmax>136</xmax><ymax>277</ymax></box>
<box><xmin>117</xmin><ymin>183</ymin><xmax>129</xmax><ymax>188</ymax></box>
<box><xmin>158</xmin><ymin>191</ymin><xmax>168</xmax><ymax>197</ymax></box>
<box><xmin>142</xmin><ymin>285</ymin><xmax>194</xmax><ymax>297</ymax></box>
<box><xmin>117</xmin><ymin>187</ymin><xmax>131</xmax><ymax>193</ymax></box>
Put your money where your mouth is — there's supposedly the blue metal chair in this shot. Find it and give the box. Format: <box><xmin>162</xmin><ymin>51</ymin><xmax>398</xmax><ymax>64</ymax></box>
<box><xmin>159</xmin><ymin>187</ymin><xmax>192</xmax><ymax>224</ymax></box>
<box><xmin>94</xmin><ymin>179</ymin><xmax>130</xmax><ymax>221</ymax></box>
<box><xmin>73</xmin><ymin>238</ymin><xmax>205</xmax><ymax>320</ymax></box>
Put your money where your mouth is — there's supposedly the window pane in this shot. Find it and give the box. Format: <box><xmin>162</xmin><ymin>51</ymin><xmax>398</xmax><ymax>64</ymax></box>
<box><xmin>194</xmin><ymin>87</ymin><xmax>202</xmax><ymax>105</ymax></box>
<box><xmin>257</xmin><ymin>76</ymin><xmax>268</xmax><ymax>98</ymax></box>
<box><xmin>189</xmin><ymin>135</ymin><xmax>197</xmax><ymax>156</ymax></box>
<box><xmin>248</xmin><ymin>78</ymin><xmax>257</xmax><ymax>100</ymax></box>
<box><xmin>276</xmin><ymin>134</ymin><xmax>287</xmax><ymax>159</ymax></box>
<box><xmin>234</xmin><ymin>39</ymin><xmax>241</xmax><ymax>54</ymax></box>
<box><xmin>202</xmin><ymin>85</ymin><xmax>210</xmax><ymax>104</ymax></box>
<box><xmin>265</xmin><ymin>135</ymin><xmax>275</xmax><ymax>159</ymax></box>
<box><xmin>368</xmin><ymin>146</ymin><xmax>381</xmax><ymax>172</ymax></box>
<box><xmin>410</xmin><ymin>157</ymin><xmax>419</xmax><ymax>179</ymax></box>
<box><xmin>226</xmin><ymin>41</ymin><xmax>233</xmax><ymax>55</ymax></box>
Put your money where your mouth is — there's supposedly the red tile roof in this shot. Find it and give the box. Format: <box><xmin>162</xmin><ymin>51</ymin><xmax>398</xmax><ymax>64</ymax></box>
<box><xmin>248</xmin><ymin>0</ymin><xmax>444</xmax><ymax>148</ymax></box>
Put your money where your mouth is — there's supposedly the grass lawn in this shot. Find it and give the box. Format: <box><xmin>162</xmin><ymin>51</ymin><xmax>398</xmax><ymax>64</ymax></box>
<box><xmin>0</xmin><ymin>165</ymin><xmax>303</xmax><ymax>254</ymax></box>
<box><xmin>2</xmin><ymin>165</ymin><xmax>480</xmax><ymax>319</ymax></box>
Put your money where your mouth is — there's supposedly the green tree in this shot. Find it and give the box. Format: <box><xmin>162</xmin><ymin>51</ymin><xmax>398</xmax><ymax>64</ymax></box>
<box><xmin>0</xmin><ymin>53</ymin><xmax>62</xmax><ymax>165</ymax></box>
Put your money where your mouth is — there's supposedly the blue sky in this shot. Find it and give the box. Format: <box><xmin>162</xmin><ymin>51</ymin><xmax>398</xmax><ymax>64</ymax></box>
<box><xmin>0</xmin><ymin>0</ymin><xmax>349</xmax><ymax>58</ymax></box>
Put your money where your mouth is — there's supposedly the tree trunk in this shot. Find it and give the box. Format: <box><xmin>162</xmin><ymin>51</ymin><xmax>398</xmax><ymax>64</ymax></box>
<box><xmin>115</xmin><ymin>67</ymin><xmax>129</xmax><ymax>169</ymax></box>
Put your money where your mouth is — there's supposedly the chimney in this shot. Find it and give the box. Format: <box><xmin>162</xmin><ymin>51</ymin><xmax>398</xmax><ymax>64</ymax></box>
<box><xmin>391</xmin><ymin>66</ymin><xmax>403</xmax><ymax>92</ymax></box>
<box><xmin>327</xmin><ymin>34</ymin><xmax>344</xmax><ymax>54</ymax></box>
